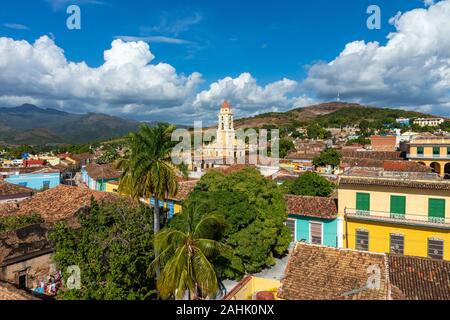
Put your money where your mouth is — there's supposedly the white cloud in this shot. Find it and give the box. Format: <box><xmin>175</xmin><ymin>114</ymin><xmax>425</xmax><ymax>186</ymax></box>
<box><xmin>115</xmin><ymin>35</ymin><xmax>193</xmax><ymax>45</ymax></box>
<box><xmin>193</xmin><ymin>73</ymin><xmax>315</xmax><ymax>121</ymax></box>
<box><xmin>3</xmin><ymin>23</ymin><xmax>29</xmax><ymax>30</ymax></box>
<box><xmin>0</xmin><ymin>36</ymin><xmax>202</xmax><ymax>117</ymax></box>
<box><xmin>303</xmin><ymin>0</ymin><xmax>450</xmax><ymax>112</ymax></box>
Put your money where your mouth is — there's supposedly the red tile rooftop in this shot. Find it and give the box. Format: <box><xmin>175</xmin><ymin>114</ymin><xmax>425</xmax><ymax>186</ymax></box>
<box><xmin>0</xmin><ymin>185</ymin><xmax>122</xmax><ymax>223</ymax></box>
<box><xmin>285</xmin><ymin>195</ymin><xmax>337</xmax><ymax>219</ymax></box>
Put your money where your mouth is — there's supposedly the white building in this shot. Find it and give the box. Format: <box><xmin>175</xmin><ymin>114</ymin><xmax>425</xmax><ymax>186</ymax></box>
<box><xmin>413</xmin><ymin>118</ymin><xmax>445</xmax><ymax>127</ymax></box>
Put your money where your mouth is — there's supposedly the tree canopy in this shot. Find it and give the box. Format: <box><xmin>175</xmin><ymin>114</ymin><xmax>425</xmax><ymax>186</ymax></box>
<box><xmin>50</xmin><ymin>199</ymin><xmax>156</xmax><ymax>300</ymax></box>
<box><xmin>280</xmin><ymin>171</ymin><xmax>335</xmax><ymax>197</ymax></box>
<box><xmin>312</xmin><ymin>148</ymin><xmax>342</xmax><ymax>167</ymax></box>
<box><xmin>171</xmin><ymin>168</ymin><xmax>291</xmax><ymax>279</ymax></box>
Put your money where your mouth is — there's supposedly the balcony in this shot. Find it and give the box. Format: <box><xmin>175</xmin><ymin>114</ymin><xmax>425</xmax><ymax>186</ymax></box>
<box><xmin>407</xmin><ymin>154</ymin><xmax>450</xmax><ymax>160</ymax></box>
<box><xmin>344</xmin><ymin>208</ymin><xmax>450</xmax><ymax>229</ymax></box>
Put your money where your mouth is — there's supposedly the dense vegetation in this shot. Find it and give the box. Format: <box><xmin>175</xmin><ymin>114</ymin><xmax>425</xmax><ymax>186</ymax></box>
<box><xmin>280</xmin><ymin>172</ymin><xmax>335</xmax><ymax>197</ymax></box>
<box><xmin>312</xmin><ymin>148</ymin><xmax>342</xmax><ymax>167</ymax></box>
<box><xmin>171</xmin><ymin>168</ymin><xmax>291</xmax><ymax>280</ymax></box>
<box><xmin>50</xmin><ymin>199</ymin><xmax>156</xmax><ymax>300</ymax></box>
<box><xmin>0</xmin><ymin>214</ymin><xmax>44</xmax><ymax>233</ymax></box>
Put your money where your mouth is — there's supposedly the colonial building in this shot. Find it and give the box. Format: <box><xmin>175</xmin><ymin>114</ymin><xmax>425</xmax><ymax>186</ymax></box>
<box><xmin>413</xmin><ymin>118</ymin><xmax>445</xmax><ymax>127</ymax></box>
<box><xmin>406</xmin><ymin>135</ymin><xmax>450</xmax><ymax>176</ymax></box>
<box><xmin>338</xmin><ymin>169</ymin><xmax>450</xmax><ymax>261</ymax></box>
<box><xmin>285</xmin><ymin>195</ymin><xmax>342</xmax><ymax>248</ymax></box>
<box><xmin>203</xmin><ymin>101</ymin><xmax>245</xmax><ymax>160</ymax></box>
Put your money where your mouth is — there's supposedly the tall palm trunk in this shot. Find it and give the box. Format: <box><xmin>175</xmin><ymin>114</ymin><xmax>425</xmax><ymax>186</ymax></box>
<box><xmin>153</xmin><ymin>195</ymin><xmax>161</xmax><ymax>280</ymax></box>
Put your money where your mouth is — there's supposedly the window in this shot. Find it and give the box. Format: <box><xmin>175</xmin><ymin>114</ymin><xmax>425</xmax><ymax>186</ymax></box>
<box><xmin>43</xmin><ymin>181</ymin><xmax>50</xmax><ymax>189</ymax></box>
<box><xmin>356</xmin><ymin>230</ymin><xmax>369</xmax><ymax>251</ymax></box>
<box><xmin>356</xmin><ymin>193</ymin><xmax>370</xmax><ymax>214</ymax></box>
<box><xmin>18</xmin><ymin>182</ymin><xmax>27</xmax><ymax>187</ymax></box>
<box><xmin>428</xmin><ymin>238</ymin><xmax>444</xmax><ymax>260</ymax></box>
<box><xmin>433</xmin><ymin>147</ymin><xmax>440</xmax><ymax>155</ymax></box>
<box><xmin>390</xmin><ymin>234</ymin><xmax>404</xmax><ymax>255</ymax></box>
<box><xmin>390</xmin><ymin>195</ymin><xmax>406</xmax><ymax>219</ymax></box>
<box><xmin>417</xmin><ymin>147</ymin><xmax>424</xmax><ymax>155</ymax></box>
<box><xmin>286</xmin><ymin>219</ymin><xmax>296</xmax><ymax>242</ymax></box>
<box><xmin>428</xmin><ymin>198</ymin><xmax>445</xmax><ymax>223</ymax></box>
<box><xmin>447</xmin><ymin>147</ymin><xmax>450</xmax><ymax>156</ymax></box>
<box><xmin>309</xmin><ymin>222</ymin><xmax>322</xmax><ymax>245</ymax></box>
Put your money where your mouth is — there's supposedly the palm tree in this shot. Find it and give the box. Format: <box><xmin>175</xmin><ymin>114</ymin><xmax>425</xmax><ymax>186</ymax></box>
<box><xmin>116</xmin><ymin>123</ymin><xmax>178</xmax><ymax>232</ymax></box>
<box><xmin>149</xmin><ymin>204</ymin><xmax>231</xmax><ymax>300</ymax></box>
<box><xmin>116</xmin><ymin>123</ymin><xmax>179</xmax><ymax>277</ymax></box>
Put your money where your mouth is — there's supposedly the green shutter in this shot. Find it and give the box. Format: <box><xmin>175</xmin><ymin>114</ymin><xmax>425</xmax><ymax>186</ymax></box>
<box><xmin>356</xmin><ymin>193</ymin><xmax>370</xmax><ymax>213</ymax></box>
<box><xmin>390</xmin><ymin>195</ymin><xmax>406</xmax><ymax>218</ymax></box>
<box><xmin>417</xmin><ymin>147</ymin><xmax>424</xmax><ymax>155</ymax></box>
<box><xmin>433</xmin><ymin>147</ymin><xmax>440</xmax><ymax>155</ymax></box>
<box><xmin>428</xmin><ymin>199</ymin><xmax>445</xmax><ymax>221</ymax></box>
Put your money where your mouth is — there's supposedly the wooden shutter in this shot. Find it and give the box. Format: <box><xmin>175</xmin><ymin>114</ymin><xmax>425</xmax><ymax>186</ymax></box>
<box><xmin>428</xmin><ymin>238</ymin><xmax>444</xmax><ymax>260</ymax></box>
<box><xmin>390</xmin><ymin>234</ymin><xmax>404</xmax><ymax>255</ymax></box>
<box><xmin>356</xmin><ymin>193</ymin><xmax>370</xmax><ymax>212</ymax></box>
<box><xmin>286</xmin><ymin>219</ymin><xmax>296</xmax><ymax>242</ymax></box>
<box><xmin>390</xmin><ymin>195</ymin><xmax>406</xmax><ymax>218</ymax></box>
<box><xmin>356</xmin><ymin>230</ymin><xmax>369</xmax><ymax>251</ymax></box>
<box><xmin>310</xmin><ymin>222</ymin><xmax>322</xmax><ymax>245</ymax></box>
<box><xmin>428</xmin><ymin>199</ymin><xmax>445</xmax><ymax>222</ymax></box>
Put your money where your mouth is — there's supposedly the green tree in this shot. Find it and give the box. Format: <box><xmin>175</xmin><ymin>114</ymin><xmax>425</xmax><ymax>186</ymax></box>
<box><xmin>49</xmin><ymin>199</ymin><xmax>156</xmax><ymax>300</ymax></box>
<box><xmin>313</xmin><ymin>148</ymin><xmax>342</xmax><ymax>167</ymax></box>
<box><xmin>116</xmin><ymin>123</ymin><xmax>178</xmax><ymax>235</ymax></box>
<box><xmin>177</xmin><ymin>168</ymin><xmax>290</xmax><ymax>279</ymax></box>
<box><xmin>281</xmin><ymin>171</ymin><xmax>335</xmax><ymax>197</ymax></box>
<box><xmin>149</xmin><ymin>204</ymin><xmax>230</xmax><ymax>300</ymax></box>
<box><xmin>279</xmin><ymin>138</ymin><xmax>295</xmax><ymax>158</ymax></box>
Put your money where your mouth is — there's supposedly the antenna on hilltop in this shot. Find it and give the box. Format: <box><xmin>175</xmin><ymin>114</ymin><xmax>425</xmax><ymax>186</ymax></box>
<box><xmin>337</xmin><ymin>92</ymin><xmax>341</xmax><ymax>102</ymax></box>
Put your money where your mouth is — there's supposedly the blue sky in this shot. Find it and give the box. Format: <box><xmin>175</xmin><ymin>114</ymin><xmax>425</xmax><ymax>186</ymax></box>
<box><xmin>0</xmin><ymin>0</ymin><xmax>449</xmax><ymax>123</ymax></box>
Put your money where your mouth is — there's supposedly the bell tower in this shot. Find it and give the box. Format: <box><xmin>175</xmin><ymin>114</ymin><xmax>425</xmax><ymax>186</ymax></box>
<box><xmin>217</xmin><ymin>100</ymin><xmax>234</xmax><ymax>150</ymax></box>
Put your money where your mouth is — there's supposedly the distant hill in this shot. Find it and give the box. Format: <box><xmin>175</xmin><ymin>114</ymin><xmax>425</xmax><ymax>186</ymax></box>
<box><xmin>0</xmin><ymin>104</ymin><xmax>140</xmax><ymax>145</ymax></box>
<box><xmin>234</xmin><ymin>102</ymin><xmax>439</xmax><ymax>129</ymax></box>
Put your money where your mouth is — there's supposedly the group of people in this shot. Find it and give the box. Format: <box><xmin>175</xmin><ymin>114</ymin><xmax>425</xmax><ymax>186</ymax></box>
<box><xmin>32</xmin><ymin>271</ymin><xmax>63</xmax><ymax>296</ymax></box>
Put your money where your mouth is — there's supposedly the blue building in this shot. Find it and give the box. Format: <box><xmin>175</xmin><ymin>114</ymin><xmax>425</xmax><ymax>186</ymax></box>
<box><xmin>4</xmin><ymin>169</ymin><xmax>60</xmax><ymax>190</ymax></box>
<box><xmin>285</xmin><ymin>195</ymin><xmax>343</xmax><ymax>248</ymax></box>
<box><xmin>82</xmin><ymin>163</ymin><xmax>121</xmax><ymax>191</ymax></box>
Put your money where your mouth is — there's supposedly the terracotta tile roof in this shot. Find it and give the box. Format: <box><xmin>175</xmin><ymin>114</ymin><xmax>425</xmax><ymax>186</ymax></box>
<box><xmin>285</xmin><ymin>153</ymin><xmax>318</xmax><ymax>160</ymax></box>
<box><xmin>0</xmin><ymin>185</ymin><xmax>120</xmax><ymax>223</ymax></box>
<box><xmin>210</xmin><ymin>165</ymin><xmax>251</xmax><ymax>175</ymax></box>
<box><xmin>388</xmin><ymin>254</ymin><xmax>450</xmax><ymax>300</ymax></box>
<box><xmin>340</xmin><ymin>150</ymin><xmax>402</xmax><ymax>160</ymax></box>
<box><xmin>339</xmin><ymin>175</ymin><xmax>450</xmax><ymax>191</ymax></box>
<box><xmin>0</xmin><ymin>223</ymin><xmax>52</xmax><ymax>267</ymax></box>
<box><xmin>69</xmin><ymin>153</ymin><xmax>94</xmax><ymax>162</ymax></box>
<box><xmin>383</xmin><ymin>160</ymin><xmax>433</xmax><ymax>173</ymax></box>
<box><xmin>0</xmin><ymin>281</ymin><xmax>38</xmax><ymax>300</ymax></box>
<box><xmin>285</xmin><ymin>195</ymin><xmax>337</xmax><ymax>219</ymax></box>
<box><xmin>86</xmin><ymin>163</ymin><xmax>122</xmax><ymax>180</ymax></box>
<box><xmin>0</xmin><ymin>180</ymin><xmax>34</xmax><ymax>197</ymax></box>
<box><xmin>170</xmin><ymin>180</ymin><xmax>198</xmax><ymax>202</ymax></box>
<box><xmin>278</xmin><ymin>243</ymin><xmax>390</xmax><ymax>300</ymax></box>
<box><xmin>0</xmin><ymin>167</ymin><xmax>60</xmax><ymax>174</ymax></box>
<box><xmin>341</xmin><ymin>157</ymin><xmax>383</xmax><ymax>168</ymax></box>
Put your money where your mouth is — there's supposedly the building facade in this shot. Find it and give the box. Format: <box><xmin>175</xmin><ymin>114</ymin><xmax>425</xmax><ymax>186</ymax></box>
<box><xmin>285</xmin><ymin>195</ymin><xmax>343</xmax><ymax>248</ymax></box>
<box><xmin>4</xmin><ymin>170</ymin><xmax>60</xmax><ymax>190</ymax></box>
<box><xmin>339</xmin><ymin>174</ymin><xmax>450</xmax><ymax>260</ymax></box>
<box><xmin>413</xmin><ymin>118</ymin><xmax>445</xmax><ymax>127</ymax></box>
<box><xmin>407</xmin><ymin>135</ymin><xmax>450</xmax><ymax>176</ymax></box>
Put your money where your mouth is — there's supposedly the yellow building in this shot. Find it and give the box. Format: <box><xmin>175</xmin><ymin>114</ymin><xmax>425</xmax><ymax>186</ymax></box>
<box><xmin>105</xmin><ymin>180</ymin><xmax>119</xmax><ymax>193</ymax></box>
<box><xmin>339</xmin><ymin>172</ymin><xmax>450</xmax><ymax>260</ymax></box>
<box><xmin>223</xmin><ymin>276</ymin><xmax>282</xmax><ymax>300</ymax></box>
<box><xmin>407</xmin><ymin>135</ymin><xmax>450</xmax><ymax>176</ymax></box>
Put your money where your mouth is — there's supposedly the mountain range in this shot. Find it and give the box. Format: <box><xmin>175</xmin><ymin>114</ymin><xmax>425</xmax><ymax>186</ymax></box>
<box><xmin>0</xmin><ymin>102</ymin><xmax>443</xmax><ymax>145</ymax></box>
<box><xmin>0</xmin><ymin>104</ymin><xmax>140</xmax><ymax>145</ymax></box>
